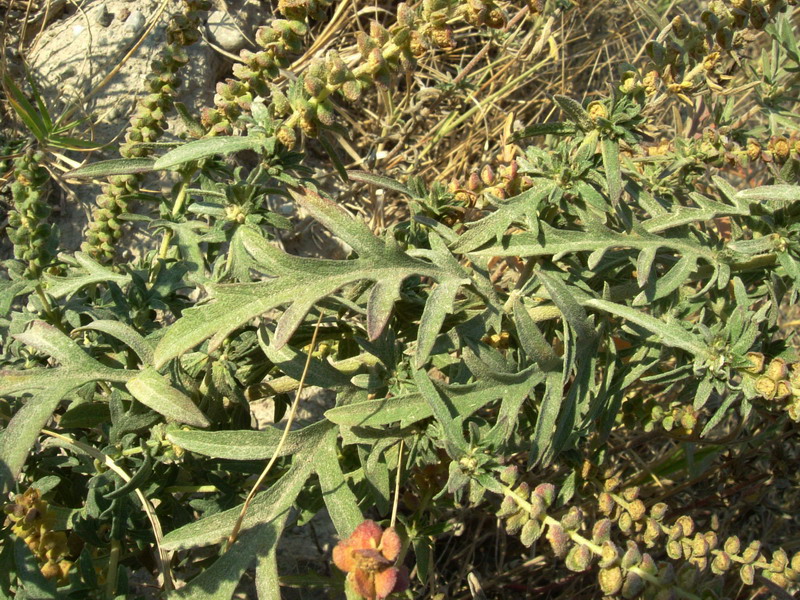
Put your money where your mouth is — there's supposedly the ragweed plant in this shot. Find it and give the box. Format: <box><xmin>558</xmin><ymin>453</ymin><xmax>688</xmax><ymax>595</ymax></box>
<box><xmin>2</xmin><ymin>0</ymin><xmax>800</xmax><ymax>599</ymax></box>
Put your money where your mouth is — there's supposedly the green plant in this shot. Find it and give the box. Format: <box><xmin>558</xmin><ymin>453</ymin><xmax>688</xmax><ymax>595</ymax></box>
<box><xmin>2</xmin><ymin>0</ymin><xmax>800</xmax><ymax>599</ymax></box>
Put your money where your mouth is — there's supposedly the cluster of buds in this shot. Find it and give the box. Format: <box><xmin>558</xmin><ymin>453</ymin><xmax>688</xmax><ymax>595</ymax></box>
<box><xmin>642</xmin><ymin>0</ymin><xmax>794</xmax><ymax>106</ymax></box>
<box><xmin>82</xmin><ymin>0</ymin><xmax>209</xmax><ymax>261</ymax></box>
<box><xmin>3</xmin><ymin>488</ymin><xmax>72</xmax><ymax>583</ymax></box>
<box><xmin>459</xmin><ymin>0</ymin><xmax>507</xmax><ymax>28</ymax></box>
<box><xmin>448</xmin><ymin>158</ymin><xmax>534</xmax><ymax>207</ymax></box>
<box><xmin>495</xmin><ymin>471</ymin><xmax>800</xmax><ymax>598</ymax></box>
<box><xmin>204</xmin><ymin>0</ymin><xmax>513</xmax><ymax>146</ymax></box>
<box><xmin>268</xmin><ymin>0</ymin><xmax>479</xmax><ymax>149</ymax></box>
<box><xmin>202</xmin><ymin>0</ymin><xmax>333</xmax><ymax>134</ymax></box>
<box><xmin>746</xmin><ymin>134</ymin><xmax>800</xmax><ymax>165</ymax></box>
<box><xmin>744</xmin><ymin>353</ymin><xmax>800</xmax><ymax>420</ymax></box>
<box><xmin>6</xmin><ymin>149</ymin><xmax>54</xmax><ymax>277</ymax></box>
<box><xmin>622</xmin><ymin>395</ymin><xmax>701</xmax><ymax>435</ymax></box>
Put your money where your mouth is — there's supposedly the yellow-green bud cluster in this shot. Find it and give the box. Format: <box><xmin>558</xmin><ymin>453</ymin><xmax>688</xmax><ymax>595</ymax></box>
<box><xmin>743</xmin><ymin>354</ymin><xmax>800</xmax><ymax>420</ymax></box>
<box><xmin>6</xmin><ymin>149</ymin><xmax>54</xmax><ymax>277</ymax></box>
<box><xmin>201</xmin><ymin>0</ymin><xmax>333</xmax><ymax>134</ymax></box>
<box><xmin>643</xmin><ymin>0</ymin><xmax>794</xmax><ymax>105</ymax></box>
<box><xmin>83</xmin><ymin>0</ymin><xmax>208</xmax><ymax>261</ymax></box>
<box><xmin>496</xmin><ymin>473</ymin><xmax>800</xmax><ymax>598</ymax></box>
<box><xmin>3</xmin><ymin>488</ymin><xmax>72</xmax><ymax>584</ymax></box>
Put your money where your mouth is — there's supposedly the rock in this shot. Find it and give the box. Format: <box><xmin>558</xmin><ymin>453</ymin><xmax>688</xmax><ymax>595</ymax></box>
<box><xmin>206</xmin><ymin>10</ymin><xmax>246</xmax><ymax>53</ymax></box>
<box><xmin>124</xmin><ymin>10</ymin><xmax>146</xmax><ymax>34</ymax></box>
<box><xmin>92</xmin><ymin>4</ymin><xmax>113</xmax><ymax>27</ymax></box>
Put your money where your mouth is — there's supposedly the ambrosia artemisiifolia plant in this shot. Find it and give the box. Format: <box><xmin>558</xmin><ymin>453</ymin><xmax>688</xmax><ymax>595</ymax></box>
<box><xmin>1</xmin><ymin>0</ymin><xmax>800</xmax><ymax>598</ymax></box>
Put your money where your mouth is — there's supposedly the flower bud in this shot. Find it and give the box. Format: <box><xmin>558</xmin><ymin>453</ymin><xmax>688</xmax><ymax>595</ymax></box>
<box><xmin>598</xmin><ymin>566</ymin><xmax>623</xmax><ymax>595</ymax></box>
<box><xmin>546</xmin><ymin>523</ymin><xmax>570</xmax><ymax>558</ymax></box>
<box><xmin>724</xmin><ymin>536</ymin><xmax>741</xmax><ymax>555</ymax></box>
<box><xmin>560</xmin><ymin>507</ymin><xmax>583</xmax><ymax>531</ymax></box>
<box><xmin>740</xmin><ymin>563</ymin><xmax>755</xmax><ymax>585</ymax></box>
<box><xmin>534</xmin><ymin>483</ymin><xmax>556</xmax><ymax>507</ymax></box>
<box><xmin>520</xmin><ymin>518</ymin><xmax>543</xmax><ymax>547</ymax></box>
<box><xmin>592</xmin><ymin>519</ymin><xmax>612</xmax><ymax>544</ymax></box>
<box><xmin>766</xmin><ymin>358</ymin><xmax>789</xmax><ymax>380</ymax></box>
<box><xmin>622</xmin><ymin>572</ymin><xmax>644</xmax><ymax>599</ymax></box>
<box><xmin>621</xmin><ymin>542</ymin><xmax>642</xmax><ymax>569</ymax></box>
<box><xmin>598</xmin><ymin>492</ymin><xmax>615</xmax><ymax>515</ymax></box>
<box><xmin>566</xmin><ymin>544</ymin><xmax>593</xmax><ymax>572</ymax></box>
<box><xmin>599</xmin><ymin>541</ymin><xmax>620</xmax><ymax>568</ymax></box>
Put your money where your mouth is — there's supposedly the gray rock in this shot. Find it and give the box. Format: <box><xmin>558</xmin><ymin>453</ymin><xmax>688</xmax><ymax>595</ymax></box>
<box><xmin>92</xmin><ymin>4</ymin><xmax>113</xmax><ymax>27</ymax></box>
<box><xmin>124</xmin><ymin>10</ymin><xmax>146</xmax><ymax>33</ymax></box>
<box><xmin>206</xmin><ymin>10</ymin><xmax>246</xmax><ymax>53</ymax></box>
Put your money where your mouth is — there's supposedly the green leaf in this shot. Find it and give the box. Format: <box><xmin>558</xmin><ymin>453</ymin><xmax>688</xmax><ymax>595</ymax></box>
<box><xmin>510</xmin><ymin>121</ymin><xmax>578</xmax><ymax>141</ymax></box>
<box><xmin>736</xmin><ymin>184</ymin><xmax>800</xmax><ymax>212</ymax></box>
<box><xmin>319</xmin><ymin>133</ymin><xmax>349</xmax><ymax>181</ymax></box>
<box><xmin>601</xmin><ymin>137</ymin><xmax>622</xmax><ymax>205</ymax></box>
<box><xmin>0</xmin><ymin>279</ymin><xmax>36</xmax><ymax>316</ymax></box>
<box><xmin>14</xmin><ymin>538</ymin><xmax>57</xmax><ymax>599</ymax></box>
<box><xmin>536</xmin><ymin>271</ymin><xmax>596</xmax><ymax>342</ymax></box>
<box><xmin>529</xmin><ymin>372</ymin><xmax>564</xmax><ymax>465</ymax></box>
<box><xmin>315</xmin><ymin>436</ymin><xmax>363</xmax><ymax>537</ymax></box>
<box><xmin>166</xmin><ymin>421</ymin><xmax>330</xmax><ymax>460</ymax></box>
<box><xmin>65</xmin><ymin>158</ymin><xmax>155</xmax><ymax>179</ymax></box>
<box><xmin>450</xmin><ymin>183</ymin><xmax>554</xmax><ymax>254</ymax></box>
<box><xmin>583</xmin><ymin>298</ymin><xmax>709</xmax><ymax>357</ymax></box>
<box><xmin>415</xmin><ymin>278</ymin><xmax>462</xmax><ymax>369</ymax></box>
<box><xmin>167</xmin><ymin>523</ymin><xmax>274</xmax><ymax>600</ymax></box>
<box><xmin>554</xmin><ymin>95</ymin><xmax>594</xmax><ymax>131</ymax></box>
<box><xmin>125</xmin><ymin>367</ymin><xmax>210</xmax><ymax>428</ymax></box>
<box><xmin>413</xmin><ymin>367</ymin><xmax>468</xmax><ymax>456</ymax></box>
<box><xmin>153</xmin><ymin>208</ymin><xmax>466</xmax><ymax>368</ymax></box>
<box><xmin>327</xmin><ymin>367</ymin><xmax>540</xmax><ymax>428</ymax></box>
<box><xmin>153</xmin><ymin>136</ymin><xmax>266</xmax><ymax>170</ymax></box>
<box><xmin>160</xmin><ymin>424</ymin><xmax>333</xmax><ymax>551</ymax></box>
<box><xmin>14</xmin><ymin>321</ymin><xmax>121</xmax><ymax>375</ymax></box>
<box><xmin>4</xmin><ymin>74</ymin><xmax>48</xmax><ymax>141</ymax></box>
<box><xmin>43</xmin><ymin>252</ymin><xmax>131</xmax><ymax>299</ymax></box>
<box><xmin>72</xmin><ymin>320</ymin><xmax>153</xmax><ymax>365</ymax></box>
<box><xmin>346</xmin><ymin>171</ymin><xmax>412</xmax><ymax>196</ymax></box>
<box><xmin>466</xmin><ymin>222</ymin><xmax>716</xmax><ymax>264</ymax></box>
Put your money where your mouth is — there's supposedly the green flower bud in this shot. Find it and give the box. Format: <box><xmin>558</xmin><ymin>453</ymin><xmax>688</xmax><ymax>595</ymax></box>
<box><xmin>598</xmin><ymin>492</ymin><xmax>615</xmax><ymax>515</ymax></box>
<box><xmin>621</xmin><ymin>542</ymin><xmax>642</xmax><ymax>569</ymax></box>
<box><xmin>592</xmin><ymin>518</ymin><xmax>613</xmax><ymax>544</ymax></box>
<box><xmin>497</xmin><ymin>495</ymin><xmax>517</xmax><ymax>518</ymax></box>
<box><xmin>711</xmin><ymin>551</ymin><xmax>732</xmax><ymax>574</ymax></box>
<box><xmin>666</xmin><ymin>540</ymin><xmax>683</xmax><ymax>559</ymax></box>
<box><xmin>599</xmin><ymin>566</ymin><xmax>623</xmax><ymax>595</ymax></box>
<box><xmin>743</xmin><ymin>541</ymin><xmax>761</xmax><ymax>563</ymax></box>
<box><xmin>599</xmin><ymin>541</ymin><xmax>620</xmax><ymax>568</ymax></box>
<box><xmin>342</xmin><ymin>80</ymin><xmax>362</xmax><ymax>101</ymax></box>
<box><xmin>546</xmin><ymin>523</ymin><xmax>569</xmax><ymax>558</ymax></box>
<box><xmin>534</xmin><ymin>483</ymin><xmax>556</xmax><ymax>507</ymax></box>
<box><xmin>740</xmin><ymin>563</ymin><xmax>755</xmax><ymax>585</ymax></box>
<box><xmin>316</xmin><ymin>100</ymin><xmax>335</xmax><ymax>126</ymax></box>
<box><xmin>622</xmin><ymin>572</ymin><xmax>644</xmax><ymax>599</ymax></box>
<box><xmin>724</xmin><ymin>535</ymin><xmax>741</xmax><ymax>555</ymax></box>
<box><xmin>505</xmin><ymin>510</ymin><xmax>528</xmax><ymax>535</ymax></box>
<box><xmin>520</xmin><ymin>519</ymin><xmax>543</xmax><ymax>547</ymax></box>
<box><xmin>304</xmin><ymin>75</ymin><xmax>326</xmax><ymax>97</ymax></box>
<box><xmin>499</xmin><ymin>465</ymin><xmax>519</xmax><ymax>486</ymax></box>
<box><xmin>565</xmin><ymin>544</ymin><xmax>593</xmax><ymax>572</ymax></box>
<box><xmin>560</xmin><ymin>507</ymin><xmax>583</xmax><ymax>531</ymax></box>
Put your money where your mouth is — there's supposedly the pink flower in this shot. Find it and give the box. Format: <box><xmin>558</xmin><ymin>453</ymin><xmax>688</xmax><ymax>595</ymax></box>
<box><xmin>333</xmin><ymin>520</ymin><xmax>410</xmax><ymax>600</ymax></box>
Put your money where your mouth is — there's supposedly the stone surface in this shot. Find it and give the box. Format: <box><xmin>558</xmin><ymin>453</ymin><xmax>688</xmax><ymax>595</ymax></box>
<box><xmin>207</xmin><ymin>9</ymin><xmax>247</xmax><ymax>52</ymax></box>
<box><xmin>15</xmin><ymin>0</ymin><xmax>278</xmax><ymax>256</ymax></box>
<box><xmin>28</xmin><ymin>0</ymin><xmax>218</xmax><ymax>149</ymax></box>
